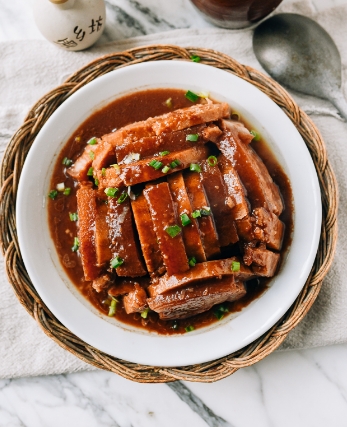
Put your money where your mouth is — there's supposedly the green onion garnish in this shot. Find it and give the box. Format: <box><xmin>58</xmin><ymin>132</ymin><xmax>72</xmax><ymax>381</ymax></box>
<box><xmin>159</xmin><ymin>151</ymin><xmax>170</xmax><ymax>156</ymax></box>
<box><xmin>207</xmin><ymin>155</ymin><xmax>218</xmax><ymax>166</ymax></box>
<box><xmin>231</xmin><ymin>261</ymin><xmax>240</xmax><ymax>272</ymax></box>
<box><xmin>111</xmin><ymin>164</ymin><xmax>121</xmax><ymax>172</ymax></box>
<box><xmin>170</xmin><ymin>159</ymin><xmax>181</xmax><ymax>169</ymax></box>
<box><xmin>162</xmin><ymin>165</ymin><xmax>170</xmax><ymax>174</ymax></box>
<box><xmin>200</xmin><ymin>207</ymin><xmax>211</xmax><ymax>216</ymax></box>
<box><xmin>172</xmin><ymin>321</ymin><xmax>178</xmax><ymax>330</ymax></box>
<box><xmin>104</xmin><ymin>187</ymin><xmax>118</xmax><ymax>197</ymax></box>
<box><xmin>87</xmin><ymin>167</ymin><xmax>94</xmax><ymax>176</ymax></box>
<box><xmin>250</xmin><ymin>130</ymin><xmax>260</xmax><ymax>141</ymax></box>
<box><xmin>69</xmin><ymin>212</ymin><xmax>78</xmax><ymax>221</ymax></box>
<box><xmin>186</xmin><ymin>134</ymin><xmax>199</xmax><ymax>142</ymax></box>
<box><xmin>213</xmin><ymin>304</ymin><xmax>229</xmax><ymax>320</ymax></box>
<box><xmin>165</xmin><ymin>98</ymin><xmax>172</xmax><ymax>108</ymax></box>
<box><xmin>71</xmin><ymin>237</ymin><xmax>79</xmax><ymax>252</ymax></box>
<box><xmin>189</xmin><ymin>257</ymin><xmax>197</xmax><ymax>267</ymax></box>
<box><xmin>48</xmin><ymin>190</ymin><xmax>58</xmax><ymax>200</ymax></box>
<box><xmin>192</xmin><ymin>210</ymin><xmax>201</xmax><ymax>218</ymax></box>
<box><xmin>185</xmin><ymin>90</ymin><xmax>199</xmax><ymax>102</ymax></box>
<box><xmin>62</xmin><ymin>157</ymin><xmax>73</xmax><ymax>167</ymax></box>
<box><xmin>101</xmin><ymin>168</ymin><xmax>106</xmax><ymax>176</ymax></box>
<box><xmin>141</xmin><ymin>308</ymin><xmax>150</xmax><ymax>319</ymax></box>
<box><xmin>89</xmin><ymin>151</ymin><xmax>95</xmax><ymax>160</ymax></box>
<box><xmin>108</xmin><ymin>298</ymin><xmax>117</xmax><ymax>317</ymax></box>
<box><xmin>117</xmin><ymin>192</ymin><xmax>128</xmax><ymax>204</ymax></box>
<box><xmin>190</xmin><ymin>55</ymin><xmax>201</xmax><ymax>63</ymax></box>
<box><xmin>185</xmin><ymin>325</ymin><xmax>195</xmax><ymax>332</ymax></box>
<box><xmin>190</xmin><ymin>163</ymin><xmax>201</xmax><ymax>173</ymax></box>
<box><xmin>180</xmin><ymin>213</ymin><xmax>191</xmax><ymax>227</ymax></box>
<box><xmin>148</xmin><ymin>160</ymin><xmax>163</xmax><ymax>170</ymax></box>
<box><xmin>94</xmin><ymin>178</ymin><xmax>99</xmax><ymax>186</ymax></box>
<box><xmin>63</xmin><ymin>188</ymin><xmax>71</xmax><ymax>196</ymax></box>
<box><xmin>110</xmin><ymin>256</ymin><xmax>124</xmax><ymax>269</ymax></box>
<box><xmin>87</xmin><ymin>137</ymin><xmax>97</xmax><ymax>145</ymax></box>
<box><xmin>165</xmin><ymin>225</ymin><xmax>181</xmax><ymax>238</ymax></box>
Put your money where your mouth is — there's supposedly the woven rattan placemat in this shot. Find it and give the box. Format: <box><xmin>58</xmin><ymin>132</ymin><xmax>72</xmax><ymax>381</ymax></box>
<box><xmin>0</xmin><ymin>45</ymin><xmax>338</xmax><ymax>383</ymax></box>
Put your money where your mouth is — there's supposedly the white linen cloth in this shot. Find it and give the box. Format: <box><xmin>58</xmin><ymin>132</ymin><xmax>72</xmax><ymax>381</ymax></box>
<box><xmin>1</xmin><ymin>0</ymin><xmax>346</xmax><ymax>379</ymax></box>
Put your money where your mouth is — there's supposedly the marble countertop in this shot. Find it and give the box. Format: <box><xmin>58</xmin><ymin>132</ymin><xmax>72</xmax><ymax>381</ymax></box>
<box><xmin>1</xmin><ymin>0</ymin><xmax>347</xmax><ymax>426</ymax></box>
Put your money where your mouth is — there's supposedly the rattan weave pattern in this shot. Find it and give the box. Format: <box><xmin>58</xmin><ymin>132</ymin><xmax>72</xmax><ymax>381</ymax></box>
<box><xmin>0</xmin><ymin>45</ymin><xmax>338</xmax><ymax>383</ymax></box>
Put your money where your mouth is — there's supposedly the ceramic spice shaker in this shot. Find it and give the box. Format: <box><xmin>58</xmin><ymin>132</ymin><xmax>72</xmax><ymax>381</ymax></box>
<box><xmin>32</xmin><ymin>0</ymin><xmax>106</xmax><ymax>51</ymax></box>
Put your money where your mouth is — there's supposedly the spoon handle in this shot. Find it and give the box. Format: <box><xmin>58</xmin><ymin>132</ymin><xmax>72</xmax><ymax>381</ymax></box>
<box><xmin>329</xmin><ymin>91</ymin><xmax>347</xmax><ymax>121</ymax></box>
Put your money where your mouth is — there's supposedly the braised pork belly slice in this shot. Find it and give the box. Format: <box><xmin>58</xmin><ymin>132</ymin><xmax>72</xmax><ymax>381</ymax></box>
<box><xmin>96</xmin><ymin>167</ymin><xmax>123</xmax><ymax>191</ymax></box>
<box><xmin>92</xmin><ymin>274</ymin><xmax>113</xmax><ymax>293</ymax></box>
<box><xmin>218</xmin><ymin>120</ymin><xmax>283</xmax><ymax>216</ymax></box>
<box><xmin>108</xmin><ymin>197</ymin><xmax>146</xmax><ymax>277</ymax></box>
<box><xmin>252</xmin><ymin>207</ymin><xmax>284</xmax><ymax>251</ymax></box>
<box><xmin>243</xmin><ymin>244</ymin><xmax>280</xmax><ymax>277</ymax></box>
<box><xmin>95</xmin><ymin>200</ymin><xmax>112</xmax><ymax>267</ymax></box>
<box><xmin>148</xmin><ymin>257</ymin><xmax>254</xmax><ymax>297</ymax></box>
<box><xmin>76</xmin><ymin>183</ymin><xmax>100</xmax><ymax>281</ymax></box>
<box><xmin>167</xmin><ymin>172</ymin><xmax>206</xmax><ymax>263</ymax></box>
<box><xmin>200</xmin><ymin>160</ymin><xmax>239</xmax><ymax>247</ymax></box>
<box><xmin>67</xmin><ymin>144</ymin><xmax>95</xmax><ymax>182</ymax></box>
<box><xmin>92</xmin><ymin>139</ymin><xmax>117</xmax><ymax>170</ymax></box>
<box><xmin>111</xmin><ymin>102</ymin><xmax>230</xmax><ymax>144</ymax></box>
<box><xmin>131</xmin><ymin>194</ymin><xmax>164</xmax><ymax>275</ymax></box>
<box><xmin>123</xmin><ymin>284</ymin><xmax>148</xmax><ymax>314</ymax></box>
<box><xmin>184</xmin><ymin>171</ymin><xmax>220</xmax><ymax>259</ymax></box>
<box><xmin>148</xmin><ymin>276</ymin><xmax>246</xmax><ymax>320</ymax></box>
<box><xmin>144</xmin><ymin>182</ymin><xmax>189</xmax><ymax>276</ymax></box>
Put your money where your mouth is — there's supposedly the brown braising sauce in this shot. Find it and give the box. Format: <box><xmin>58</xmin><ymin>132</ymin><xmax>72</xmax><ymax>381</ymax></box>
<box><xmin>48</xmin><ymin>88</ymin><xmax>293</xmax><ymax>335</ymax></box>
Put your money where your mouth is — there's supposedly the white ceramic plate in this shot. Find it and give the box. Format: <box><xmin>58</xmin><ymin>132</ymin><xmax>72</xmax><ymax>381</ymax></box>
<box><xmin>16</xmin><ymin>61</ymin><xmax>321</xmax><ymax>367</ymax></box>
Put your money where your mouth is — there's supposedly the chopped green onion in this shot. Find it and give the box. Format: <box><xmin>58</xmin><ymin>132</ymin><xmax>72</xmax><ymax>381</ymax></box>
<box><xmin>185</xmin><ymin>90</ymin><xmax>199</xmax><ymax>102</ymax></box>
<box><xmin>104</xmin><ymin>187</ymin><xmax>119</xmax><ymax>197</ymax></box>
<box><xmin>213</xmin><ymin>304</ymin><xmax>229</xmax><ymax>320</ymax></box>
<box><xmin>159</xmin><ymin>151</ymin><xmax>170</xmax><ymax>156</ymax></box>
<box><xmin>63</xmin><ymin>187</ymin><xmax>71</xmax><ymax>196</ymax></box>
<box><xmin>190</xmin><ymin>55</ymin><xmax>201</xmax><ymax>63</ymax></box>
<box><xmin>165</xmin><ymin>225</ymin><xmax>181</xmax><ymax>238</ymax></box>
<box><xmin>87</xmin><ymin>137</ymin><xmax>97</xmax><ymax>145</ymax></box>
<box><xmin>62</xmin><ymin>157</ymin><xmax>73</xmax><ymax>167</ymax></box>
<box><xmin>108</xmin><ymin>298</ymin><xmax>117</xmax><ymax>317</ymax></box>
<box><xmin>162</xmin><ymin>165</ymin><xmax>170</xmax><ymax>174</ymax></box>
<box><xmin>170</xmin><ymin>159</ymin><xmax>181</xmax><ymax>169</ymax></box>
<box><xmin>94</xmin><ymin>178</ymin><xmax>99</xmax><ymax>186</ymax></box>
<box><xmin>192</xmin><ymin>210</ymin><xmax>201</xmax><ymax>218</ymax></box>
<box><xmin>207</xmin><ymin>155</ymin><xmax>218</xmax><ymax>166</ymax></box>
<box><xmin>89</xmin><ymin>151</ymin><xmax>95</xmax><ymax>160</ymax></box>
<box><xmin>71</xmin><ymin>237</ymin><xmax>79</xmax><ymax>252</ymax></box>
<box><xmin>185</xmin><ymin>325</ymin><xmax>195</xmax><ymax>332</ymax></box>
<box><xmin>87</xmin><ymin>167</ymin><xmax>94</xmax><ymax>176</ymax></box>
<box><xmin>172</xmin><ymin>320</ymin><xmax>178</xmax><ymax>330</ymax></box>
<box><xmin>101</xmin><ymin>168</ymin><xmax>106</xmax><ymax>176</ymax></box>
<box><xmin>190</xmin><ymin>163</ymin><xmax>201</xmax><ymax>173</ymax></box>
<box><xmin>111</xmin><ymin>164</ymin><xmax>121</xmax><ymax>174</ymax></box>
<box><xmin>180</xmin><ymin>213</ymin><xmax>191</xmax><ymax>227</ymax></box>
<box><xmin>231</xmin><ymin>261</ymin><xmax>240</xmax><ymax>272</ymax></box>
<box><xmin>110</xmin><ymin>256</ymin><xmax>124</xmax><ymax>269</ymax></box>
<box><xmin>189</xmin><ymin>257</ymin><xmax>197</xmax><ymax>267</ymax></box>
<box><xmin>165</xmin><ymin>97</ymin><xmax>172</xmax><ymax>108</ymax></box>
<box><xmin>141</xmin><ymin>308</ymin><xmax>150</xmax><ymax>319</ymax></box>
<box><xmin>48</xmin><ymin>190</ymin><xmax>58</xmax><ymax>200</ymax></box>
<box><xmin>186</xmin><ymin>134</ymin><xmax>199</xmax><ymax>142</ymax></box>
<box><xmin>197</xmin><ymin>91</ymin><xmax>209</xmax><ymax>98</ymax></box>
<box><xmin>200</xmin><ymin>207</ymin><xmax>211</xmax><ymax>216</ymax></box>
<box><xmin>148</xmin><ymin>160</ymin><xmax>163</xmax><ymax>170</ymax></box>
<box><xmin>250</xmin><ymin>130</ymin><xmax>260</xmax><ymax>141</ymax></box>
<box><xmin>56</xmin><ymin>182</ymin><xmax>65</xmax><ymax>192</ymax></box>
<box><xmin>117</xmin><ymin>192</ymin><xmax>128</xmax><ymax>204</ymax></box>
<box><xmin>69</xmin><ymin>212</ymin><xmax>78</xmax><ymax>221</ymax></box>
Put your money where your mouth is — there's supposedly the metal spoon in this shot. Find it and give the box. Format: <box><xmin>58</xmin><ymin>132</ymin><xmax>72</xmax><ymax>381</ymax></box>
<box><xmin>253</xmin><ymin>13</ymin><xmax>347</xmax><ymax>120</ymax></box>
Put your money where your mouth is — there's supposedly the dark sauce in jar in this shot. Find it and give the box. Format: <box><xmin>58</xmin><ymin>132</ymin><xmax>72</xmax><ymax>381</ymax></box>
<box><xmin>48</xmin><ymin>88</ymin><xmax>293</xmax><ymax>335</ymax></box>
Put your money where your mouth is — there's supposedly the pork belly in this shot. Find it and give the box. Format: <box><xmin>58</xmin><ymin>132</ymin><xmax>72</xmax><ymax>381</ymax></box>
<box><xmin>95</xmin><ymin>200</ymin><xmax>112</xmax><ymax>267</ymax></box>
<box><xmin>123</xmin><ymin>284</ymin><xmax>148</xmax><ymax>314</ymax></box>
<box><xmin>148</xmin><ymin>257</ymin><xmax>254</xmax><ymax>297</ymax></box>
<box><xmin>252</xmin><ymin>207</ymin><xmax>285</xmax><ymax>251</ymax></box>
<box><xmin>92</xmin><ymin>274</ymin><xmax>113</xmax><ymax>293</ymax></box>
<box><xmin>218</xmin><ymin>120</ymin><xmax>283</xmax><ymax>216</ymax></box>
<box><xmin>76</xmin><ymin>183</ymin><xmax>99</xmax><ymax>281</ymax></box>
<box><xmin>184</xmin><ymin>171</ymin><xmax>220</xmax><ymax>259</ymax></box>
<box><xmin>243</xmin><ymin>244</ymin><xmax>280</xmax><ymax>277</ymax></box>
<box><xmin>92</xmin><ymin>139</ymin><xmax>117</xmax><ymax>171</ymax></box>
<box><xmin>131</xmin><ymin>194</ymin><xmax>164</xmax><ymax>274</ymax></box>
<box><xmin>67</xmin><ymin>144</ymin><xmax>95</xmax><ymax>182</ymax></box>
<box><xmin>108</xmin><ymin>197</ymin><xmax>146</xmax><ymax>277</ymax></box>
<box><xmin>200</xmin><ymin>159</ymin><xmax>238</xmax><ymax>247</ymax></box>
<box><xmin>148</xmin><ymin>276</ymin><xmax>246</xmax><ymax>320</ymax></box>
<box><xmin>167</xmin><ymin>172</ymin><xmax>206</xmax><ymax>263</ymax></box>
<box><xmin>144</xmin><ymin>182</ymin><xmax>189</xmax><ymax>276</ymax></box>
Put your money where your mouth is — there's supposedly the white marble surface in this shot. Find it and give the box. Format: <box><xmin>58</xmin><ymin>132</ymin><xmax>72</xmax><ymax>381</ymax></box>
<box><xmin>1</xmin><ymin>0</ymin><xmax>347</xmax><ymax>426</ymax></box>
